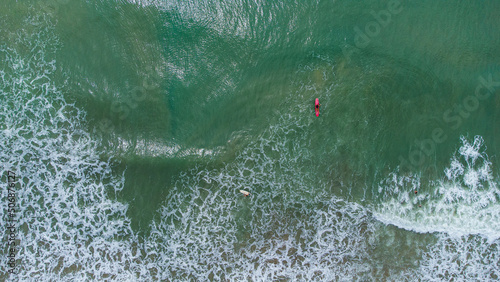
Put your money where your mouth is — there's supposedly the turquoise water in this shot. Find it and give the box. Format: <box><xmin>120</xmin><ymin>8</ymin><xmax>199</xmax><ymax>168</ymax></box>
<box><xmin>1</xmin><ymin>0</ymin><xmax>500</xmax><ymax>280</ymax></box>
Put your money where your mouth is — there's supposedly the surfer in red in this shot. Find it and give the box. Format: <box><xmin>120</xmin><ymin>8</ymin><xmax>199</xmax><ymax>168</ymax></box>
<box><xmin>315</xmin><ymin>98</ymin><xmax>320</xmax><ymax>117</ymax></box>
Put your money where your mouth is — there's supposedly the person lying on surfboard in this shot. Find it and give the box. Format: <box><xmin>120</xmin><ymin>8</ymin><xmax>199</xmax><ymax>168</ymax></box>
<box><xmin>315</xmin><ymin>98</ymin><xmax>320</xmax><ymax>117</ymax></box>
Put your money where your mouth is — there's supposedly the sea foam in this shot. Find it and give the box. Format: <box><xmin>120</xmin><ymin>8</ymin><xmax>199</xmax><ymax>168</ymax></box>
<box><xmin>0</xmin><ymin>13</ymin><xmax>141</xmax><ymax>281</ymax></box>
<box><xmin>374</xmin><ymin>136</ymin><xmax>500</xmax><ymax>241</ymax></box>
<box><xmin>374</xmin><ymin>136</ymin><xmax>500</xmax><ymax>280</ymax></box>
<box><xmin>144</xmin><ymin>115</ymin><xmax>377</xmax><ymax>280</ymax></box>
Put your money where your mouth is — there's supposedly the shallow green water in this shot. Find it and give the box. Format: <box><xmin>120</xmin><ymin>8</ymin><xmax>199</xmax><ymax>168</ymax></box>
<box><xmin>1</xmin><ymin>0</ymin><xmax>500</xmax><ymax>280</ymax></box>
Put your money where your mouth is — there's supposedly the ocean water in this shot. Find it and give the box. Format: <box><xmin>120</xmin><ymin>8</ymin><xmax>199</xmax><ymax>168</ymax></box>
<box><xmin>1</xmin><ymin>0</ymin><xmax>500</xmax><ymax>280</ymax></box>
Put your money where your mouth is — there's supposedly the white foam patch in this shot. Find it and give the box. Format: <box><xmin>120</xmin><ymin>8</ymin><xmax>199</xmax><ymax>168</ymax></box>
<box><xmin>143</xmin><ymin>116</ymin><xmax>378</xmax><ymax>280</ymax></box>
<box><xmin>114</xmin><ymin>137</ymin><xmax>222</xmax><ymax>158</ymax></box>
<box><xmin>374</xmin><ymin>136</ymin><xmax>500</xmax><ymax>241</ymax></box>
<box><xmin>419</xmin><ymin>235</ymin><xmax>500</xmax><ymax>281</ymax></box>
<box><xmin>0</xmin><ymin>13</ymin><xmax>142</xmax><ymax>280</ymax></box>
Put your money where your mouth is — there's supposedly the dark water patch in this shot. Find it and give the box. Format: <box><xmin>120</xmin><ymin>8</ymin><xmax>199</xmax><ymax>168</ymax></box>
<box><xmin>113</xmin><ymin>156</ymin><xmax>191</xmax><ymax>236</ymax></box>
